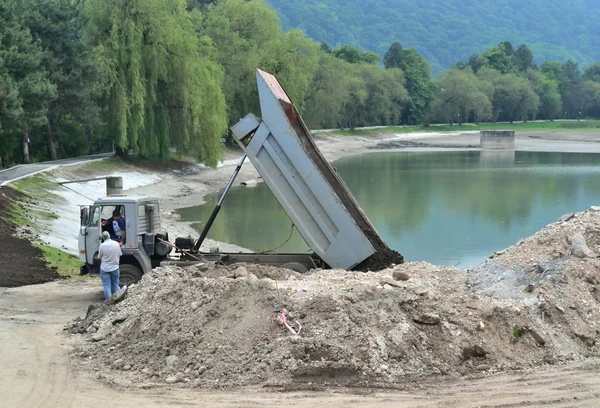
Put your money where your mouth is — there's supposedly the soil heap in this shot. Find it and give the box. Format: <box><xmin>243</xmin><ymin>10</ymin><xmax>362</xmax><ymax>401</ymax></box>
<box><xmin>0</xmin><ymin>187</ymin><xmax>60</xmax><ymax>287</ymax></box>
<box><xmin>70</xmin><ymin>209</ymin><xmax>600</xmax><ymax>389</ymax></box>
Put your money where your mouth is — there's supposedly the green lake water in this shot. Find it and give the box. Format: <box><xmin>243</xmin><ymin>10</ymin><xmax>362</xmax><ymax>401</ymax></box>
<box><xmin>177</xmin><ymin>151</ymin><xmax>600</xmax><ymax>267</ymax></box>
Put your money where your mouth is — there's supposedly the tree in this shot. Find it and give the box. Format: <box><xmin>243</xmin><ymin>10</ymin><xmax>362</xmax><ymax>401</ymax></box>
<box><xmin>514</xmin><ymin>44</ymin><xmax>536</xmax><ymax>72</ymax></box>
<box><xmin>0</xmin><ymin>74</ymin><xmax>22</xmax><ymax>168</ymax></box>
<box><xmin>333</xmin><ymin>45</ymin><xmax>380</xmax><ymax>65</ymax></box>
<box><xmin>431</xmin><ymin>69</ymin><xmax>492</xmax><ymax>124</ymax></box>
<box><xmin>383</xmin><ymin>43</ymin><xmax>435</xmax><ymax>124</ymax></box>
<box><xmin>491</xmin><ymin>75</ymin><xmax>540</xmax><ymax>122</ymax></box>
<box><xmin>583</xmin><ymin>62</ymin><xmax>600</xmax><ymax>83</ymax></box>
<box><xmin>383</xmin><ymin>41</ymin><xmax>403</xmax><ymax>69</ymax></box>
<box><xmin>303</xmin><ymin>53</ymin><xmax>352</xmax><ymax>129</ymax></box>
<box><xmin>0</xmin><ymin>0</ymin><xmax>56</xmax><ymax>164</ymax></box>
<box><xmin>202</xmin><ymin>0</ymin><xmax>318</xmax><ymax>127</ymax></box>
<box><xmin>527</xmin><ymin>71</ymin><xmax>561</xmax><ymax>119</ymax></box>
<box><xmin>86</xmin><ymin>0</ymin><xmax>228</xmax><ymax>165</ymax></box>
<box><xmin>479</xmin><ymin>44</ymin><xmax>516</xmax><ymax>74</ymax></box>
<box><xmin>24</xmin><ymin>0</ymin><xmax>101</xmax><ymax>160</ymax></box>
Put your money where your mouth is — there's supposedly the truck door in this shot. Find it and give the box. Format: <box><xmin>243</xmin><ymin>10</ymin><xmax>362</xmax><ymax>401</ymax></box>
<box><xmin>85</xmin><ymin>206</ymin><xmax>101</xmax><ymax>266</ymax></box>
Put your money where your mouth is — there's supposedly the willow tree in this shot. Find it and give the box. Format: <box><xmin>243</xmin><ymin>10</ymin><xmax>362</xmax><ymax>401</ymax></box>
<box><xmin>86</xmin><ymin>0</ymin><xmax>227</xmax><ymax>166</ymax></box>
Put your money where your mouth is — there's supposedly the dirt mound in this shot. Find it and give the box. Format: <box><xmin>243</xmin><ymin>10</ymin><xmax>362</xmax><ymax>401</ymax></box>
<box><xmin>0</xmin><ymin>187</ymin><xmax>60</xmax><ymax>287</ymax></box>
<box><xmin>70</xmin><ymin>210</ymin><xmax>600</xmax><ymax>389</ymax></box>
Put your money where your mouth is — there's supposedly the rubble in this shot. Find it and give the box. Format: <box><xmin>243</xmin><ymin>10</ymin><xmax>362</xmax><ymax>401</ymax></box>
<box><xmin>69</xmin><ymin>209</ymin><xmax>600</xmax><ymax>389</ymax></box>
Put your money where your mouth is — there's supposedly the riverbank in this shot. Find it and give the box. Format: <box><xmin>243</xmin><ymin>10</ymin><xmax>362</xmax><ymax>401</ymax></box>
<box><xmin>3</xmin><ymin>127</ymin><xmax>600</xmax><ymax>273</ymax></box>
<box><xmin>129</xmin><ymin>128</ymin><xmax>600</xmax><ymax>215</ymax></box>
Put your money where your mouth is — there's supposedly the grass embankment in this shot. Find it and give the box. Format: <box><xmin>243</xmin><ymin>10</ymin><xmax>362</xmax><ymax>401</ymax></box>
<box><xmin>8</xmin><ymin>175</ymin><xmax>86</xmax><ymax>279</ymax></box>
<box><xmin>328</xmin><ymin>120</ymin><xmax>600</xmax><ymax>136</ymax></box>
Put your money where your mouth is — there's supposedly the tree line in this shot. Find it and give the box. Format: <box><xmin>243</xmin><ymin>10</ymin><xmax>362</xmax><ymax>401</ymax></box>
<box><xmin>1</xmin><ymin>0</ymin><xmax>600</xmax><ymax>169</ymax></box>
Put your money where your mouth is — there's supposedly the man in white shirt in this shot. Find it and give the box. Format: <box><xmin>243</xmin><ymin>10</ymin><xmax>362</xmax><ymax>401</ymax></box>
<box><xmin>98</xmin><ymin>231</ymin><xmax>122</xmax><ymax>299</ymax></box>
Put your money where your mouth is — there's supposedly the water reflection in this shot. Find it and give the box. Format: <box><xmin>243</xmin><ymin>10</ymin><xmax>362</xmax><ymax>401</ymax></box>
<box><xmin>178</xmin><ymin>151</ymin><xmax>600</xmax><ymax>267</ymax></box>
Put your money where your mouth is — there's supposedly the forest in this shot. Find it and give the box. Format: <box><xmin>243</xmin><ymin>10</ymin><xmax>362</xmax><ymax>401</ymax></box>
<box><xmin>267</xmin><ymin>0</ymin><xmax>600</xmax><ymax>74</ymax></box>
<box><xmin>1</xmin><ymin>0</ymin><xmax>600</xmax><ymax>168</ymax></box>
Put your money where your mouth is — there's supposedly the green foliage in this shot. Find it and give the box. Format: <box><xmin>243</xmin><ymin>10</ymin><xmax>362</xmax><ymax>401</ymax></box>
<box><xmin>431</xmin><ymin>69</ymin><xmax>492</xmax><ymax>124</ymax></box>
<box><xmin>266</xmin><ymin>0</ymin><xmax>600</xmax><ymax>73</ymax></box>
<box><xmin>512</xmin><ymin>325</ymin><xmax>522</xmax><ymax>342</ymax></box>
<box><xmin>201</xmin><ymin>0</ymin><xmax>318</xmax><ymax>128</ymax></box>
<box><xmin>384</xmin><ymin>43</ymin><xmax>436</xmax><ymax>124</ymax></box>
<box><xmin>86</xmin><ymin>0</ymin><xmax>227</xmax><ymax>166</ymax></box>
<box><xmin>332</xmin><ymin>44</ymin><xmax>380</xmax><ymax>65</ymax></box>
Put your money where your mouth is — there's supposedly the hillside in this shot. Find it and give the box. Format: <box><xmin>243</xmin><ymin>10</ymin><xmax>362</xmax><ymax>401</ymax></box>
<box><xmin>266</xmin><ymin>0</ymin><xmax>600</xmax><ymax>73</ymax></box>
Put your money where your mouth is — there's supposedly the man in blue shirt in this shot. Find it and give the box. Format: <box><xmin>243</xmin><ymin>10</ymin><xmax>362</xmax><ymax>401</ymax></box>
<box><xmin>102</xmin><ymin>209</ymin><xmax>126</xmax><ymax>247</ymax></box>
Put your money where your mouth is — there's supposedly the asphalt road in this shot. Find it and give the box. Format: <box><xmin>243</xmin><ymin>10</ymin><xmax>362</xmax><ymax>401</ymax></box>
<box><xmin>0</xmin><ymin>153</ymin><xmax>114</xmax><ymax>186</ymax></box>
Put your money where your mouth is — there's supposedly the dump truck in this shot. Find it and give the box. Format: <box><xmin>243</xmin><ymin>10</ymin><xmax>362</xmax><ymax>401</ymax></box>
<box><xmin>76</xmin><ymin>70</ymin><xmax>402</xmax><ymax>286</ymax></box>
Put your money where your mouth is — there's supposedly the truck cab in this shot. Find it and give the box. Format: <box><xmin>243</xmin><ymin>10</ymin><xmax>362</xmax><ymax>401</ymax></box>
<box><xmin>79</xmin><ymin>195</ymin><xmax>171</xmax><ymax>286</ymax></box>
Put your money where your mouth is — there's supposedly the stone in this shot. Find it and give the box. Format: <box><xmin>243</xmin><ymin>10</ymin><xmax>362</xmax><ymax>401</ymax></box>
<box><xmin>477</xmin><ymin>321</ymin><xmax>485</xmax><ymax>331</ymax></box>
<box><xmin>197</xmin><ymin>366</ymin><xmax>207</xmax><ymax>375</ymax></box>
<box><xmin>123</xmin><ymin>365</ymin><xmax>131</xmax><ymax>371</ymax></box>
<box><xmin>92</xmin><ymin>332</ymin><xmax>107</xmax><ymax>342</ymax></box>
<box><xmin>191</xmin><ymin>302</ymin><xmax>199</xmax><ymax>311</ymax></box>
<box><xmin>559</xmin><ymin>213</ymin><xmax>575</xmax><ymax>222</ymax></box>
<box><xmin>234</xmin><ymin>266</ymin><xmax>249</xmax><ymax>278</ymax></box>
<box><xmin>392</xmin><ymin>271</ymin><xmax>410</xmax><ymax>281</ymax></box>
<box><xmin>165</xmin><ymin>355</ymin><xmax>179</xmax><ymax>367</ymax></box>
<box><xmin>476</xmin><ymin>364</ymin><xmax>490</xmax><ymax>371</ymax></box>
<box><xmin>571</xmin><ymin>233</ymin><xmax>596</xmax><ymax>258</ymax></box>
<box><xmin>106</xmin><ymin>286</ymin><xmax>128</xmax><ymax>305</ymax></box>
<box><xmin>525</xmin><ymin>284</ymin><xmax>535</xmax><ymax>293</ymax></box>
<box><xmin>258</xmin><ymin>278</ymin><xmax>277</xmax><ymax>290</ymax></box>
<box><xmin>591</xmin><ymin>206</ymin><xmax>600</xmax><ymax>211</ymax></box>
<box><xmin>527</xmin><ymin>328</ymin><xmax>546</xmax><ymax>345</ymax></box>
<box><xmin>383</xmin><ymin>284</ymin><xmax>394</xmax><ymax>291</ymax></box>
<box><xmin>246</xmin><ymin>274</ymin><xmax>259</xmax><ymax>289</ymax></box>
<box><xmin>165</xmin><ymin>376</ymin><xmax>178</xmax><ymax>384</ymax></box>
<box><xmin>112</xmin><ymin>312</ymin><xmax>129</xmax><ymax>325</ymax></box>
<box><xmin>413</xmin><ymin>313</ymin><xmax>441</xmax><ymax>325</ymax></box>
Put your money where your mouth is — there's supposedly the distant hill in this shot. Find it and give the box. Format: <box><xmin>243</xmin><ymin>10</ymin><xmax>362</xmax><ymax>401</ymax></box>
<box><xmin>266</xmin><ymin>0</ymin><xmax>600</xmax><ymax>73</ymax></box>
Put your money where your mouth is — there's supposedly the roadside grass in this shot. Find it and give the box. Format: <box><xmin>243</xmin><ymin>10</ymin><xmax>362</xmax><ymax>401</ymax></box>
<box><xmin>327</xmin><ymin>120</ymin><xmax>600</xmax><ymax>136</ymax></box>
<box><xmin>35</xmin><ymin>244</ymin><xmax>87</xmax><ymax>279</ymax></box>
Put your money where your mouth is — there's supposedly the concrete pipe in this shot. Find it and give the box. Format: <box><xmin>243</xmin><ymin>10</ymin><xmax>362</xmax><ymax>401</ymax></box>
<box><xmin>106</xmin><ymin>176</ymin><xmax>124</xmax><ymax>196</ymax></box>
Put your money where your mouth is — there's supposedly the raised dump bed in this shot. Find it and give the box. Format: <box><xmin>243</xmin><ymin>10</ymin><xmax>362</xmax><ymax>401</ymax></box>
<box><xmin>231</xmin><ymin>69</ymin><xmax>402</xmax><ymax>270</ymax></box>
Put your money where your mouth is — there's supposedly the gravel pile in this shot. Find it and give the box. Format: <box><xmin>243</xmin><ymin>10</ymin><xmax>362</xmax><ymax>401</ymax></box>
<box><xmin>69</xmin><ymin>209</ymin><xmax>600</xmax><ymax>389</ymax></box>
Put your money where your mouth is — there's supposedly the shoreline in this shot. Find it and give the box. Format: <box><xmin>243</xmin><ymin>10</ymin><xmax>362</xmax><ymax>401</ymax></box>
<box><xmin>135</xmin><ymin>129</ymin><xmax>600</xmax><ymax>214</ymax></box>
<box><xmin>123</xmin><ymin>129</ymin><xmax>600</xmax><ymax>256</ymax></box>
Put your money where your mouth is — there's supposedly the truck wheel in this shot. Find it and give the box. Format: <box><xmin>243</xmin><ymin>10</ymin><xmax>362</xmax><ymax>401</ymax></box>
<box><xmin>119</xmin><ymin>264</ymin><xmax>143</xmax><ymax>287</ymax></box>
<box><xmin>281</xmin><ymin>262</ymin><xmax>309</xmax><ymax>274</ymax></box>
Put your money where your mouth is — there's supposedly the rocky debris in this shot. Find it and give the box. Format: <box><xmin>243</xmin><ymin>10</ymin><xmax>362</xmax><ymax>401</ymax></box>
<box><xmin>112</xmin><ymin>312</ymin><xmax>129</xmax><ymax>325</ymax></box>
<box><xmin>392</xmin><ymin>270</ymin><xmax>410</xmax><ymax>281</ymax></box>
<box><xmin>559</xmin><ymin>213</ymin><xmax>575</xmax><ymax>222</ymax></box>
<box><xmin>70</xmin><ymin>209</ymin><xmax>600</xmax><ymax>389</ymax></box>
<box><xmin>525</xmin><ymin>327</ymin><xmax>546</xmax><ymax>346</ymax></box>
<box><xmin>233</xmin><ymin>266</ymin><xmax>249</xmax><ymax>278</ymax></box>
<box><xmin>570</xmin><ymin>233</ymin><xmax>596</xmax><ymax>258</ymax></box>
<box><xmin>413</xmin><ymin>313</ymin><xmax>441</xmax><ymax>325</ymax></box>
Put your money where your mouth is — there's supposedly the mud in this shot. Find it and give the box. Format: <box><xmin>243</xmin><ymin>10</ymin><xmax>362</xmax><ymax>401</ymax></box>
<box><xmin>0</xmin><ymin>187</ymin><xmax>60</xmax><ymax>287</ymax></box>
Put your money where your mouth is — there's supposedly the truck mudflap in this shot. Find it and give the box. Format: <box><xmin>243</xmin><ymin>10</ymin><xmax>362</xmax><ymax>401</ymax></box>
<box><xmin>231</xmin><ymin>69</ymin><xmax>403</xmax><ymax>270</ymax></box>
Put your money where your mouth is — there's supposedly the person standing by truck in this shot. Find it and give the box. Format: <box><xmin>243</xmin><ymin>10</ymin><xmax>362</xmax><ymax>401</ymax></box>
<box><xmin>98</xmin><ymin>231</ymin><xmax>122</xmax><ymax>299</ymax></box>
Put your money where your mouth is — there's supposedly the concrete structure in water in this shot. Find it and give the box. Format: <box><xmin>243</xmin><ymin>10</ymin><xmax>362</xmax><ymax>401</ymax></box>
<box><xmin>480</xmin><ymin>130</ymin><xmax>515</xmax><ymax>150</ymax></box>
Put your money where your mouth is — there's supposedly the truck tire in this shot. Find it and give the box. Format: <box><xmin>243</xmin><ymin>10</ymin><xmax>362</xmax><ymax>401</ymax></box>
<box><xmin>119</xmin><ymin>264</ymin><xmax>143</xmax><ymax>287</ymax></box>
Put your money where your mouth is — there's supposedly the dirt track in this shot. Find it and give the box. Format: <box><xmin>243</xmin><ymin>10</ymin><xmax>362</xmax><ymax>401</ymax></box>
<box><xmin>0</xmin><ymin>279</ymin><xmax>598</xmax><ymax>407</ymax></box>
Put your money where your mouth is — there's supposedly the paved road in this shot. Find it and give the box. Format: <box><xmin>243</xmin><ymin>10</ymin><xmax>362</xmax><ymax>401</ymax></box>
<box><xmin>0</xmin><ymin>153</ymin><xmax>114</xmax><ymax>186</ymax></box>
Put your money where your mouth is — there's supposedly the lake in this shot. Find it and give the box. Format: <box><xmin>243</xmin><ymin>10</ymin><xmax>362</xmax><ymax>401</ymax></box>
<box><xmin>178</xmin><ymin>150</ymin><xmax>600</xmax><ymax>267</ymax></box>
